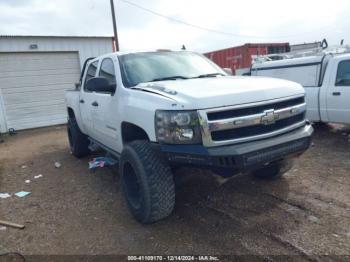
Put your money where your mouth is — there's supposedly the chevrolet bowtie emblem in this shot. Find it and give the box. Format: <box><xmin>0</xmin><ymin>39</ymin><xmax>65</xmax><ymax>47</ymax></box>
<box><xmin>261</xmin><ymin>109</ymin><xmax>279</xmax><ymax>125</ymax></box>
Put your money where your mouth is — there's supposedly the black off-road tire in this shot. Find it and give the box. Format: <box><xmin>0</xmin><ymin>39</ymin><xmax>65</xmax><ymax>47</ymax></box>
<box><xmin>312</xmin><ymin>122</ymin><xmax>328</xmax><ymax>129</ymax></box>
<box><xmin>67</xmin><ymin>117</ymin><xmax>90</xmax><ymax>158</ymax></box>
<box><xmin>119</xmin><ymin>140</ymin><xmax>175</xmax><ymax>224</ymax></box>
<box><xmin>251</xmin><ymin>159</ymin><xmax>293</xmax><ymax>179</ymax></box>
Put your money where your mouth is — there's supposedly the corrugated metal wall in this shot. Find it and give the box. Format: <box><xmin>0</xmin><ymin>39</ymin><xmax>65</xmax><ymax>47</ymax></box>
<box><xmin>0</xmin><ymin>36</ymin><xmax>113</xmax><ymax>133</ymax></box>
<box><xmin>0</xmin><ymin>52</ymin><xmax>81</xmax><ymax>131</ymax></box>
<box><xmin>0</xmin><ymin>36</ymin><xmax>113</xmax><ymax>68</ymax></box>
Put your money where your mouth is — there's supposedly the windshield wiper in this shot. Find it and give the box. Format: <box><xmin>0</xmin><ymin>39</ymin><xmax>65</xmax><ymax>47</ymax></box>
<box><xmin>150</xmin><ymin>76</ymin><xmax>189</xmax><ymax>82</ymax></box>
<box><xmin>192</xmin><ymin>73</ymin><xmax>225</xmax><ymax>78</ymax></box>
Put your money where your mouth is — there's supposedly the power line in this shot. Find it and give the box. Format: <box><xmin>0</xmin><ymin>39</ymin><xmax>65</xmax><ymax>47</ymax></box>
<box><xmin>120</xmin><ymin>0</ymin><xmax>321</xmax><ymax>39</ymax></box>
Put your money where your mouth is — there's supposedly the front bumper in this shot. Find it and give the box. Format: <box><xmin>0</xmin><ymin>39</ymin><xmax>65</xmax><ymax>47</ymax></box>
<box><xmin>160</xmin><ymin>124</ymin><xmax>313</xmax><ymax>171</ymax></box>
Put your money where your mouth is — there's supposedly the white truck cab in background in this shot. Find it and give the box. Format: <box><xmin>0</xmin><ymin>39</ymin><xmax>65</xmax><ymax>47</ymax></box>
<box><xmin>251</xmin><ymin>47</ymin><xmax>350</xmax><ymax>124</ymax></box>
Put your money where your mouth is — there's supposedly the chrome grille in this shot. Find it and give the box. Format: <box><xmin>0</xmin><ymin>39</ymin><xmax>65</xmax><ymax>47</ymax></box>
<box><xmin>207</xmin><ymin>96</ymin><xmax>305</xmax><ymax>120</ymax></box>
<box><xmin>198</xmin><ymin>95</ymin><xmax>307</xmax><ymax>147</ymax></box>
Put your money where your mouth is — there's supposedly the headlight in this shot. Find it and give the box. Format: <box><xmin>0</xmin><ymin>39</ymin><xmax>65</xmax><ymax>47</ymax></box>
<box><xmin>155</xmin><ymin>110</ymin><xmax>202</xmax><ymax>144</ymax></box>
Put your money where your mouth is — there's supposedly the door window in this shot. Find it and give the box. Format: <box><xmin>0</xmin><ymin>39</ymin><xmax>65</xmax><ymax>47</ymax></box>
<box><xmin>84</xmin><ymin>60</ymin><xmax>99</xmax><ymax>90</ymax></box>
<box><xmin>99</xmin><ymin>58</ymin><xmax>117</xmax><ymax>93</ymax></box>
<box><xmin>335</xmin><ymin>60</ymin><xmax>350</xmax><ymax>86</ymax></box>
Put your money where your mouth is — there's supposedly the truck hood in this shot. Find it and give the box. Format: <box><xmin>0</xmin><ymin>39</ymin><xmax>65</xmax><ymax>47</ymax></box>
<box><xmin>135</xmin><ymin>76</ymin><xmax>304</xmax><ymax>109</ymax></box>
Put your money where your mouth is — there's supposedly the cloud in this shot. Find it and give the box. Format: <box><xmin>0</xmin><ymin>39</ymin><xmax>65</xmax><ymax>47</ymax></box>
<box><xmin>0</xmin><ymin>0</ymin><xmax>113</xmax><ymax>36</ymax></box>
<box><xmin>0</xmin><ymin>0</ymin><xmax>349</xmax><ymax>52</ymax></box>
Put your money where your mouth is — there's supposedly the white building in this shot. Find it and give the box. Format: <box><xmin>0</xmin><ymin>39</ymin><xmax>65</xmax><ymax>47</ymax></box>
<box><xmin>0</xmin><ymin>35</ymin><xmax>114</xmax><ymax>133</ymax></box>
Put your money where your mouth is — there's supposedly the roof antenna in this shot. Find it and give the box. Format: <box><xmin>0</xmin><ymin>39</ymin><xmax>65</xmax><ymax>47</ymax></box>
<box><xmin>181</xmin><ymin>45</ymin><xmax>186</xmax><ymax>50</ymax></box>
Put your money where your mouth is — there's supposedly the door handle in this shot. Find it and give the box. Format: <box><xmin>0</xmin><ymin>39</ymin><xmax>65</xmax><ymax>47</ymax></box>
<box><xmin>92</xmin><ymin>101</ymin><xmax>99</xmax><ymax>107</ymax></box>
<box><xmin>332</xmin><ymin>92</ymin><xmax>341</xmax><ymax>96</ymax></box>
<box><xmin>79</xmin><ymin>99</ymin><xmax>85</xmax><ymax>103</ymax></box>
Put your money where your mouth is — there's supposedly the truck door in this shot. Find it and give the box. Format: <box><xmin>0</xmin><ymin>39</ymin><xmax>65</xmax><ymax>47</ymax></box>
<box><xmin>92</xmin><ymin>58</ymin><xmax>120</xmax><ymax>151</ymax></box>
<box><xmin>326</xmin><ymin>58</ymin><xmax>350</xmax><ymax>124</ymax></box>
<box><xmin>80</xmin><ymin>60</ymin><xmax>99</xmax><ymax>137</ymax></box>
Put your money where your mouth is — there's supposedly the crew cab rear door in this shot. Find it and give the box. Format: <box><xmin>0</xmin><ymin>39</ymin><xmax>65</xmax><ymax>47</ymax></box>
<box><xmin>326</xmin><ymin>57</ymin><xmax>350</xmax><ymax>123</ymax></box>
<box><xmin>80</xmin><ymin>60</ymin><xmax>99</xmax><ymax>137</ymax></box>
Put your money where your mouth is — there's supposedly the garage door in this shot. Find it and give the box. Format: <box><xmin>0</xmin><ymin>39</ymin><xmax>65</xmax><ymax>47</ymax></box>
<box><xmin>0</xmin><ymin>52</ymin><xmax>80</xmax><ymax>131</ymax></box>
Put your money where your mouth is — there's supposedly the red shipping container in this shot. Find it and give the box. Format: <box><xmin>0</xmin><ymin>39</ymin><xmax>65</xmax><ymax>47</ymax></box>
<box><xmin>204</xmin><ymin>43</ymin><xmax>290</xmax><ymax>75</ymax></box>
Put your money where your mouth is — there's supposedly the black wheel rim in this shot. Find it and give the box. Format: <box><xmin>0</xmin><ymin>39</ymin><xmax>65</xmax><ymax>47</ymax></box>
<box><xmin>123</xmin><ymin>162</ymin><xmax>142</xmax><ymax>209</ymax></box>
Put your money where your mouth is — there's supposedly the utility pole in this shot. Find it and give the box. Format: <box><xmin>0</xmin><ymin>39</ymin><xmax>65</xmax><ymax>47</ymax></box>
<box><xmin>110</xmin><ymin>0</ymin><xmax>119</xmax><ymax>51</ymax></box>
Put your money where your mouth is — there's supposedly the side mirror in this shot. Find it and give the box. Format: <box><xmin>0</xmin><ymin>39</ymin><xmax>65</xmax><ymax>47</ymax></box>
<box><xmin>85</xmin><ymin>77</ymin><xmax>115</xmax><ymax>93</ymax></box>
<box><xmin>223</xmin><ymin>68</ymin><xmax>233</xmax><ymax>75</ymax></box>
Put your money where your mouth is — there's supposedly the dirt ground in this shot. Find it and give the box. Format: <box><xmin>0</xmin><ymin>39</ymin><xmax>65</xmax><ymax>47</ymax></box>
<box><xmin>0</xmin><ymin>124</ymin><xmax>349</xmax><ymax>259</ymax></box>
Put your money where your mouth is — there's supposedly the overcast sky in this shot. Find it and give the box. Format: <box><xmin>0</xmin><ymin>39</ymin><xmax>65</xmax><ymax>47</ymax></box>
<box><xmin>0</xmin><ymin>0</ymin><xmax>349</xmax><ymax>52</ymax></box>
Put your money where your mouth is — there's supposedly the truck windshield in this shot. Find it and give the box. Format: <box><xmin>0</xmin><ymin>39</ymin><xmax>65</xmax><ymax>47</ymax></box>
<box><xmin>118</xmin><ymin>51</ymin><xmax>225</xmax><ymax>87</ymax></box>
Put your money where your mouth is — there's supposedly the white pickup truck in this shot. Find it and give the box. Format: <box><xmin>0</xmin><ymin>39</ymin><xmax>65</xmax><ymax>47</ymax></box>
<box><xmin>251</xmin><ymin>48</ymin><xmax>350</xmax><ymax>124</ymax></box>
<box><xmin>65</xmin><ymin>50</ymin><xmax>313</xmax><ymax>223</ymax></box>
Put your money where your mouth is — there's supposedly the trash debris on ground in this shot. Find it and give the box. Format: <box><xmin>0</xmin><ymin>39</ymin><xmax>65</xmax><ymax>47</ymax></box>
<box><xmin>34</xmin><ymin>174</ymin><xmax>43</xmax><ymax>179</ymax></box>
<box><xmin>307</xmin><ymin>215</ymin><xmax>319</xmax><ymax>223</ymax></box>
<box><xmin>21</xmin><ymin>165</ymin><xmax>27</xmax><ymax>169</ymax></box>
<box><xmin>14</xmin><ymin>191</ymin><xmax>31</xmax><ymax>198</ymax></box>
<box><xmin>330</xmin><ymin>123</ymin><xmax>346</xmax><ymax>131</ymax></box>
<box><xmin>88</xmin><ymin>156</ymin><xmax>118</xmax><ymax>169</ymax></box>
<box><xmin>8</xmin><ymin>128</ymin><xmax>17</xmax><ymax>136</ymax></box>
<box><xmin>213</xmin><ymin>174</ymin><xmax>230</xmax><ymax>185</ymax></box>
<box><xmin>0</xmin><ymin>226</ymin><xmax>7</xmax><ymax>231</ymax></box>
<box><xmin>25</xmin><ymin>180</ymin><xmax>31</xmax><ymax>184</ymax></box>
<box><xmin>0</xmin><ymin>193</ymin><xmax>11</xmax><ymax>199</ymax></box>
<box><xmin>0</xmin><ymin>219</ymin><xmax>25</xmax><ymax>229</ymax></box>
<box><xmin>54</xmin><ymin>162</ymin><xmax>61</xmax><ymax>168</ymax></box>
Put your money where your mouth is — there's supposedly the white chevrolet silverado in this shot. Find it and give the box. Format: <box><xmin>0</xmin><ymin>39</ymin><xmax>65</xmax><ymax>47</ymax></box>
<box><xmin>65</xmin><ymin>50</ymin><xmax>313</xmax><ymax>223</ymax></box>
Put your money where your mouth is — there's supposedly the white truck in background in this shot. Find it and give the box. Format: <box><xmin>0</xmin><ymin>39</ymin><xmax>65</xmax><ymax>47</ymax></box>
<box><xmin>251</xmin><ymin>46</ymin><xmax>350</xmax><ymax>125</ymax></box>
<box><xmin>65</xmin><ymin>50</ymin><xmax>313</xmax><ymax>223</ymax></box>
